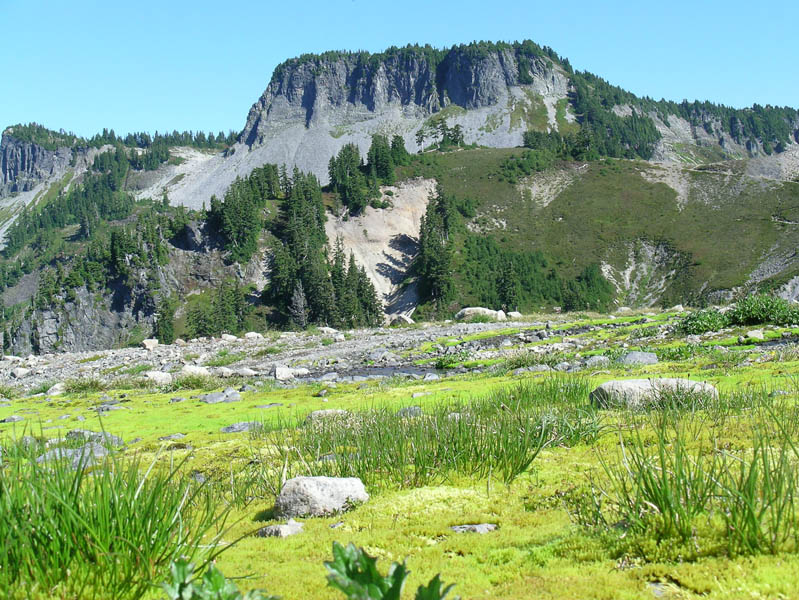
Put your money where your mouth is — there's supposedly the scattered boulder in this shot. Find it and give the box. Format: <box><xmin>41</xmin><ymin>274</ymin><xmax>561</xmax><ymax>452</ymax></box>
<box><xmin>746</xmin><ymin>330</ymin><xmax>765</xmax><ymax>341</ymax></box>
<box><xmin>318</xmin><ymin>327</ymin><xmax>339</xmax><ymax>335</ymax></box>
<box><xmin>619</xmin><ymin>351</ymin><xmax>658</xmax><ymax>366</ymax></box>
<box><xmin>36</xmin><ymin>442</ymin><xmax>109</xmax><ymax>470</ymax></box>
<box><xmin>589</xmin><ymin>378</ymin><xmax>719</xmax><ymax>410</ymax></box>
<box><xmin>256</xmin><ymin>518</ymin><xmax>304</xmax><ymax>538</ymax></box>
<box><xmin>199</xmin><ymin>388</ymin><xmax>241</xmax><ymax>404</ymax></box>
<box><xmin>585</xmin><ymin>355</ymin><xmax>610</xmax><ymax>368</ymax></box>
<box><xmin>236</xmin><ymin>367</ymin><xmax>258</xmax><ymax>377</ymax></box>
<box><xmin>669</xmin><ymin>304</ymin><xmax>685</xmax><ymax>312</ymax></box>
<box><xmin>159</xmin><ymin>433</ymin><xmax>186</xmax><ymax>441</ymax></box>
<box><xmin>273</xmin><ymin>365</ymin><xmax>310</xmax><ymax>381</ymax></box>
<box><xmin>454</xmin><ymin>307</ymin><xmax>507</xmax><ymax>322</ymax></box>
<box><xmin>220</xmin><ymin>421</ymin><xmax>260</xmax><ymax>434</ymax></box>
<box><xmin>141</xmin><ymin>339</ymin><xmax>159</xmax><ymax>351</ymax></box>
<box><xmin>1</xmin><ymin>415</ymin><xmax>23</xmax><ymax>423</ymax></box>
<box><xmin>221</xmin><ymin>334</ymin><xmax>238</xmax><ymax>342</ymax></box>
<box><xmin>180</xmin><ymin>365</ymin><xmax>210</xmax><ymax>377</ymax></box>
<box><xmin>423</xmin><ymin>373</ymin><xmax>440</xmax><ymax>381</ymax></box>
<box><xmin>170</xmin><ymin>397</ymin><xmax>186</xmax><ymax>403</ymax></box>
<box><xmin>66</xmin><ymin>429</ymin><xmax>124</xmax><ymax>447</ymax></box>
<box><xmin>507</xmin><ymin>311</ymin><xmax>523</xmax><ymax>319</ymax></box>
<box><xmin>11</xmin><ymin>367</ymin><xmax>30</xmax><ymax>379</ymax></box>
<box><xmin>389</xmin><ymin>314</ymin><xmax>414</xmax><ymax>326</ymax></box>
<box><xmin>257</xmin><ymin>403</ymin><xmax>284</xmax><ymax>409</ymax></box>
<box><xmin>450</xmin><ymin>523</ymin><xmax>498</xmax><ymax>534</ymax></box>
<box><xmin>145</xmin><ymin>371</ymin><xmax>173</xmax><ymax>385</ymax></box>
<box><xmin>244</xmin><ymin>332</ymin><xmax>264</xmax><ymax>340</ymax></box>
<box><xmin>47</xmin><ymin>382</ymin><xmax>65</xmax><ymax>396</ymax></box>
<box><xmin>274</xmin><ymin>476</ymin><xmax>369</xmax><ymax>518</ymax></box>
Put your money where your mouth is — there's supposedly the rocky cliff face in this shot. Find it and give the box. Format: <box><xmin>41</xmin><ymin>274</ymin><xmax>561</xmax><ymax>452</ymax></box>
<box><xmin>157</xmin><ymin>46</ymin><xmax>572</xmax><ymax>207</ymax></box>
<box><xmin>4</xmin><ymin>221</ymin><xmax>267</xmax><ymax>355</ymax></box>
<box><xmin>0</xmin><ymin>132</ymin><xmax>76</xmax><ymax>197</ymax></box>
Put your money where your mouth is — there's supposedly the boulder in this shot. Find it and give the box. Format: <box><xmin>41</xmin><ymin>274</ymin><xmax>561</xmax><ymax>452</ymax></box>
<box><xmin>66</xmin><ymin>429</ymin><xmax>124</xmax><ymax>447</ymax></box>
<box><xmin>585</xmin><ymin>355</ymin><xmax>610</xmax><ymax>368</ymax></box>
<box><xmin>668</xmin><ymin>304</ymin><xmax>685</xmax><ymax>313</ymax></box>
<box><xmin>10</xmin><ymin>367</ymin><xmax>30</xmax><ymax>379</ymax></box>
<box><xmin>390</xmin><ymin>314</ymin><xmax>415</xmax><ymax>326</ymax></box>
<box><xmin>216</xmin><ymin>367</ymin><xmax>234</xmax><ymax>378</ymax></box>
<box><xmin>507</xmin><ymin>311</ymin><xmax>523</xmax><ymax>319</ymax></box>
<box><xmin>589</xmin><ymin>378</ymin><xmax>719</xmax><ymax>409</ymax></box>
<box><xmin>244</xmin><ymin>331</ymin><xmax>264</xmax><ymax>340</ymax></box>
<box><xmin>221</xmin><ymin>334</ymin><xmax>238</xmax><ymax>342</ymax></box>
<box><xmin>220</xmin><ymin>421</ymin><xmax>260</xmax><ymax>434</ymax></box>
<box><xmin>746</xmin><ymin>329</ymin><xmax>765</xmax><ymax>341</ymax></box>
<box><xmin>145</xmin><ymin>371</ymin><xmax>173</xmax><ymax>385</ymax></box>
<box><xmin>450</xmin><ymin>523</ymin><xmax>498</xmax><ymax>534</ymax></box>
<box><xmin>36</xmin><ymin>442</ymin><xmax>109</xmax><ymax>470</ymax></box>
<box><xmin>159</xmin><ymin>433</ymin><xmax>186</xmax><ymax>441</ymax></box>
<box><xmin>273</xmin><ymin>365</ymin><xmax>309</xmax><ymax>381</ymax></box>
<box><xmin>1</xmin><ymin>415</ymin><xmax>23</xmax><ymax>423</ymax></box>
<box><xmin>318</xmin><ymin>327</ymin><xmax>339</xmax><ymax>335</ymax></box>
<box><xmin>236</xmin><ymin>367</ymin><xmax>258</xmax><ymax>377</ymax></box>
<box><xmin>454</xmin><ymin>307</ymin><xmax>507</xmax><ymax>322</ymax></box>
<box><xmin>274</xmin><ymin>476</ymin><xmax>369</xmax><ymax>517</ymax></box>
<box><xmin>141</xmin><ymin>339</ymin><xmax>159</xmax><ymax>351</ymax></box>
<box><xmin>174</xmin><ymin>338</ymin><xmax>187</xmax><ymax>346</ymax></box>
<box><xmin>47</xmin><ymin>382</ymin><xmax>65</xmax><ymax>396</ymax></box>
<box><xmin>619</xmin><ymin>351</ymin><xmax>658</xmax><ymax>366</ymax></box>
<box><xmin>256</xmin><ymin>518</ymin><xmax>304</xmax><ymax>538</ymax></box>
<box><xmin>181</xmin><ymin>365</ymin><xmax>210</xmax><ymax>377</ymax></box>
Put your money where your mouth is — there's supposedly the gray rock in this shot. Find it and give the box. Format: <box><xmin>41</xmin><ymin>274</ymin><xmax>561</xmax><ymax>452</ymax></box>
<box><xmin>585</xmin><ymin>355</ymin><xmax>610</xmax><ymax>368</ymax></box>
<box><xmin>450</xmin><ymin>523</ymin><xmax>498</xmax><ymax>534</ymax></box>
<box><xmin>319</xmin><ymin>372</ymin><xmax>339</xmax><ymax>381</ymax></box>
<box><xmin>590</xmin><ymin>378</ymin><xmax>719</xmax><ymax>409</ymax></box>
<box><xmin>256</xmin><ymin>518</ymin><xmax>304</xmax><ymax>538</ymax></box>
<box><xmin>199</xmin><ymin>392</ymin><xmax>227</xmax><ymax>404</ymax></box>
<box><xmin>746</xmin><ymin>329</ymin><xmax>765</xmax><ymax>341</ymax></box>
<box><xmin>181</xmin><ymin>365</ymin><xmax>210</xmax><ymax>377</ymax></box>
<box><xmin>141</xmin><ymin>339</ymin><xmax>159</xmax><ymax>351</ymax></box>
<box><xmin>257</xmin><ymin>403</ymin><xmax>283</xmax><ymax>409</ymax></box>
<box><xmin>315</xmin><ymin>388</ymin><xmax>329</xmax><ymax>398</ymax></box>
<box><xmin>553</xmin><ymin>362</ymin><xmax>571</xmax><ymax>372</ymax></box>
<box><xmin>1</xmin><ymin>415</ymin><xmax>23</xmax><ymax>423</ymax></box>
<box><xmin>239</xmin><ymin>384</ymin><xmax>257</xmax><ymax>393</ymax></box>
<box><xmin>159</xmin><ymin>433</ymin><xmax>186</xmax><ymax>441</ymax></box>
<box><xmin>220</xmin><ymin>421</ymin><xmax>261</xmax><ymax>434</ymax></box>
<box><xmin>619</xmin><ymin>351</ymin><xmax>658</xmax><ymax>366</ymax></box>
<box><xmin>423</xmin><ymin>373</ymin><xmax>440</xmax><ymax>381</ymax></box>
<box><xmin>274</xmin><ymin>476</ymin><xmax>369</xmax><ymax>517</ymax></box>
<box><xmin>236</xmin><ymin>367</ymin><xmax>258</xmax><ymax>377</ymax></box>
<box><xmin>36</xmin><ymin>442</ymin><xmax>109</xmax><ymax>470</ymax></box>
<box><xmin>11</xmin><ymin>367</ymin><xmax>30</xmax><ymax>378</ymax></box>
<box><xmin>170</xmin><ymin>397</ymin><xmax>186</xmax><ymax>403</ymax></box>
<box><xmin>66</xmin><ymin>429</ymin><xmax>123</xmax><ymax>447</ymax></box>
<box><xmin>145</xmin><ymin>371</ymin><xmax>172</xmax><ymax>385</ymax></box>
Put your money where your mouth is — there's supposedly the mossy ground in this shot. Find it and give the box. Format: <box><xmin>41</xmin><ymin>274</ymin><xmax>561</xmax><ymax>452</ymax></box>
<box><xmin>3</xmin><ymin>312</ymin><xmax>799</xmax><ymax>598</ymax></box>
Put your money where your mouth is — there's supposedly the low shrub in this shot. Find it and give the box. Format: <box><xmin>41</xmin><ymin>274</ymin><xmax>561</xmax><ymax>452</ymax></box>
<box><xmin>64</xmin><ymin>377</ymin><xmax>107</xmax><ymax>395</ymax></box>
<box><xmin>678</xmin><ymin>308</ymin><xmax>729</xmax><ymax>334</ymax></box>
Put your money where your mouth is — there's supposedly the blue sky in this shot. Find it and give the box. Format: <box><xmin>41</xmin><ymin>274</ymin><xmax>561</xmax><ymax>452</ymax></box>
<box><xmin>1</xmin><ymin>0</ymin><xmax>795</xmax><ymax>137</ymax></box>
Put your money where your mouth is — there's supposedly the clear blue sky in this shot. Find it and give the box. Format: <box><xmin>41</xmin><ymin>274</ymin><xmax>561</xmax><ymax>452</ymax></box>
<box><xmin>1</xmin><ymin>0</ymin><xmax>795</xmax><ymax>138</ymax></box>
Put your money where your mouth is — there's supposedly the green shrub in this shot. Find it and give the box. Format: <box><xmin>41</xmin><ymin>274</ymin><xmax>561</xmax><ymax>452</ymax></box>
<box><xmin>678</xmin><ymin>308</ymin><xmax>729</xmax><ymax>334</ymax></box>
<box><xmin>64</xmin><ymin>377</ymin><xmax>107</xmax><ymax>395</ymax></box>
<box><xmin>325</xmin><ymin>542</ymin><xmax>459</xmax><ymax>600</ymax></box>
<box><xmin>728</xmin><ymin>294</ymin><xmax>799</xmax><ymax>326</ymax></box>
<box><xmin>162</xmin><ymin>558</ymin><xmax>277</xmax><ymax>600</ymax></box>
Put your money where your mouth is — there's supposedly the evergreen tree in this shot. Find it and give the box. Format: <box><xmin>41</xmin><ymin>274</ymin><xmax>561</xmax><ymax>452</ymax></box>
<box><xmin>288</xmin><ymin>280</ymin><xmax>309</xmax><ymax>328</ymax></box>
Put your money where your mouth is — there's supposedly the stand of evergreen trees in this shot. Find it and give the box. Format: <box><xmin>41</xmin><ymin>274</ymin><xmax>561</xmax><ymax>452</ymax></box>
<box><xmin>328</xmin><ymin>134</ymin><xmax>410</xmax><ymax>213</ymax></box>
<box><xmin>415</xmin><ymin>185</ymin><xmax>615</xmax><ymax>316</ymax></box>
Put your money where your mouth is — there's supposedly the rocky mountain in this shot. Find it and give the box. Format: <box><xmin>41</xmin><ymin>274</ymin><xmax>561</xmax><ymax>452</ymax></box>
<box><xmin>2</xmin><ymin>40</ymin><xmax>799</xmax><ymax>355</ymax></box>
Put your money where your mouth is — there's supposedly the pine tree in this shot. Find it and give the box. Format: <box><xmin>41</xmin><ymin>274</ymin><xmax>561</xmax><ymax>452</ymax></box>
<box><xmin>288</xmin><ymin>280</ymin><xmax>309</xmax><ymax>329</ymax></box>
